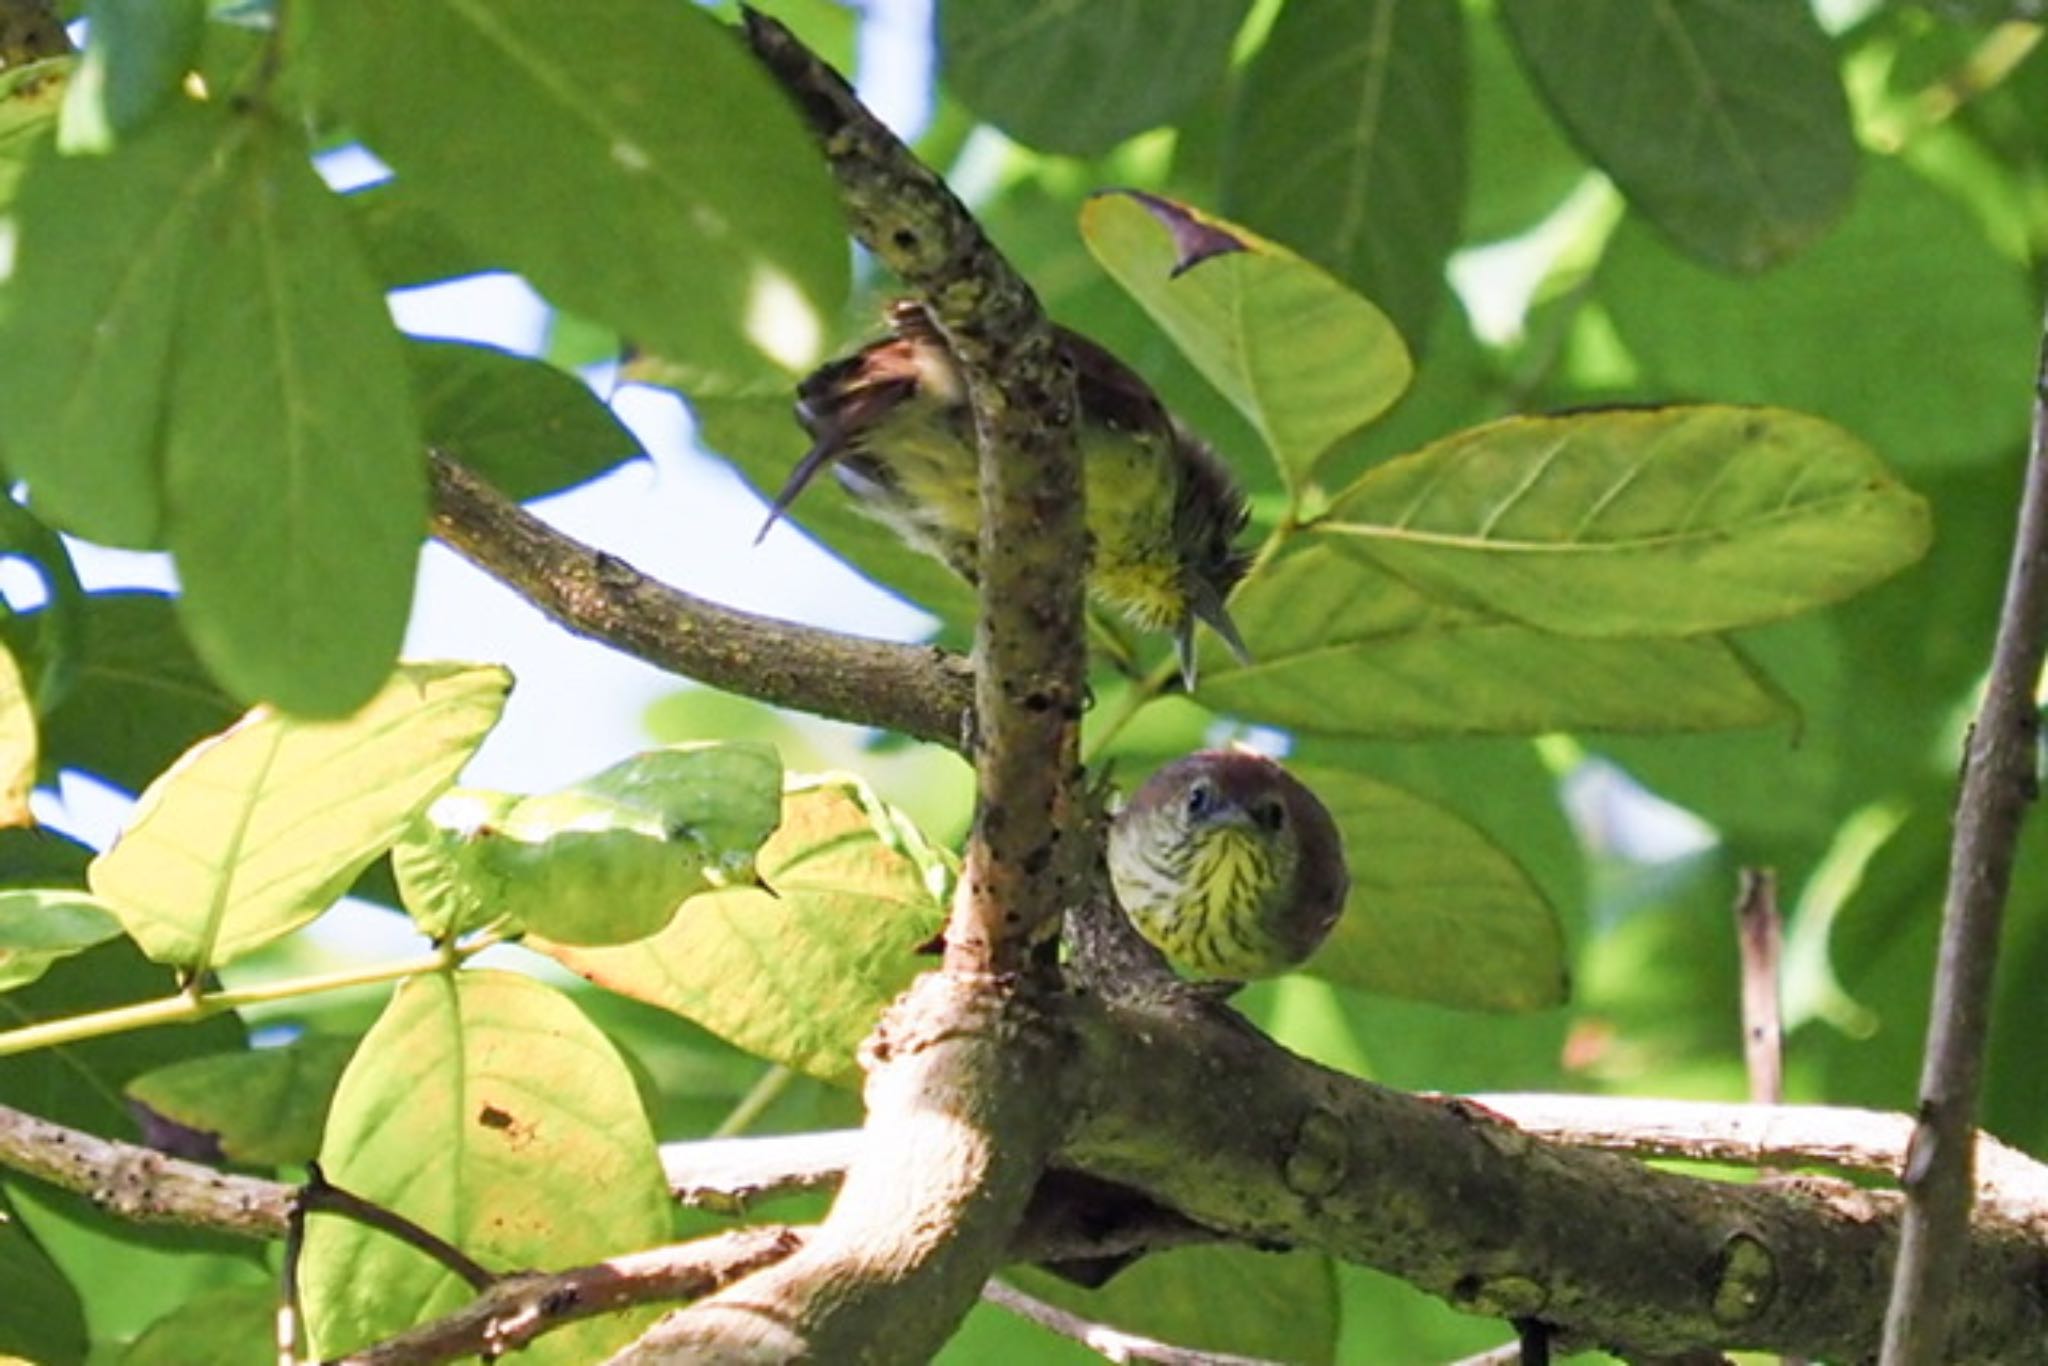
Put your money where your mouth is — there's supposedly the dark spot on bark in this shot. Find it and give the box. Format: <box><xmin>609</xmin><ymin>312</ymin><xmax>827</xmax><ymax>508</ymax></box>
<box><xmin>1024</xmin><ymin>844</ymin><xmax>1052</xmax><ymax>876</ymax></box>
<box><xmin>892</xmin><ymin>228</ymin><xmax>918</xmax><ymax>251</ymax></box>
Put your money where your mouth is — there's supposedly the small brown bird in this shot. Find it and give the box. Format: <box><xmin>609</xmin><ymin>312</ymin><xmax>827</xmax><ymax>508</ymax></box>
<box><xmin>757</xmin><ymin>300</ymin><xmax>1252</xmax><ymax>687</ymax></box>
<box><xmin>1108</xmin><ymin>750</ymin><xmax>1348</xmax><ymax>980</ymax></box>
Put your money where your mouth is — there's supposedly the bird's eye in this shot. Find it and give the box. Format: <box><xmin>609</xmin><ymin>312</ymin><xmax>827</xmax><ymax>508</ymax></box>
<box><xmin>1185</xmin><ymin>781</ymin><xmax>1215</xmax><ymax>819</ymax></box>
<box><xmin>1253</xmin><ymin>800</ymin><xmax>1286</xmax><ymax>833</ymax></box>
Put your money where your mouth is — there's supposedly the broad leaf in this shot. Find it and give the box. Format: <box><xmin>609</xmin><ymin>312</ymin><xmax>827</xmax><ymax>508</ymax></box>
<box><xmin>119</xmin><ymin>1284</ymin><xmax>274</xmax><ymax>1366</ymax></box>
<box><xmin>398</xmin><ymin>742</ymin><xmax>784</xmax><ymax>946</ymax></box>
<box><xmin>88</xmin><ymin>663</ymin><xmax>510</xmax><ymax>970</ymax></box>
<box><xmin>1081</xmin><ymin>191</ymin><xmax>1412</xmax><ymax>488</ymax></box>
<box><xmin>940</xmin><ymin>0</ymin><xmax>1250</xmax><ymax>157</ymax></box>
<box><xmin>293</xmin><ymin>0</ymin><xmax>847</xmax><ymax>383</ymax></box>
<box><xmin>408</xmin><ymin>340</ymin><xmax>643</xmax><ymax>501</ymax></box>
<box><xmin>0</xmin><ymin>642</ymin><xmax>30</xmax><ymax>826</ymax></box>
<box><xmin>301</xmin><ymin>971</ymin><xmax>668</xmax><ymax>1363</ymax></box>
<box><xmin>35</xmin><ymin>591</ymin><xmax>242</xmax><ymax>795</ymax></box>
<box><xmin>0</xmin><ymin>58</ymin><xmax>67</xmax><ymax>207</ymax></box>
<box><xmin>1320</xmin><ymin>406</ymin><xmax>1930</xmax><ymax>637</ymax></box>
<box><xmin>0</xmin><ymin>889</ymin><xmax>123</xmax><ymax>992</ymax></box>
<box><xmin>1194</xmin><ymin>543</ymin><xmax>1789</xmax><ymax>737</ymax></box>
<box><xmin>0</xmin><ymin>490</ymin><xmax>86</xmax><ymax>715</ymax></box>
<box><xmin>1223</xmin><ymin>0</ymin><xmax>1467</xmax><ymax>348</ymax></box>
<box><xmin>540</xmin><ymin>779</ymin><xmax>949</xmax><ymax>1085</ymax></box>
<box><xmin>1292</xmin><ymin>767</ymin><xmax>1565</xmax><ymax>1011</ymax></box>
<box><xmin>0</xmin><ymin>102</ymin><xmax>226</xmax><ymax>546</ymax></box>
<box><xmin>345</xmin><ymin>177</ymin><xmax>498</xmax><ymax>291</ymax></box>
<box><xmin>1600</xmin><ymin>159</ymin><xmax>2039</xmax><ymax>473</ymax></box>
<box><xmin>164</xmin><ymin>111</ymin><xmax>424</xmax><ymax>717</ymax></box>
<box><xmin>125</xmin><ymin>1034</ymin><xmax>356</xmax><ymax>1166</ymax></box>
<box><xmin>59</xmin><ymin>0</ymin><xmax>205</xmax><ymax>149</ymax></box>
<box><xmin>1500</xmin><ymin>0</ymin><xmax>1856</xmax><ymax>270</ymax></box>
<box><xmin>0</xmin><ymin>1186</ymin><xmax>86</xmax><ymax>1364</ymax></box>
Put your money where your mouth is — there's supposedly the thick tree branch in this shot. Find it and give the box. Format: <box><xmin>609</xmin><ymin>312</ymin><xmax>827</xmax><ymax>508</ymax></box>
<box><xmin>427</xmin><ymin>451</ymin><xmax>973</xmax><ymax>749</ymax></box>
<box><xmin>741</xmin><ymin>7</ymin><xmax>1088</xmax><ymax>970</ymax></box>
<box><xmin>1882</xmin><ymin>297</ymin><xmax>2048</xmax><ymax>1363</ymax></box>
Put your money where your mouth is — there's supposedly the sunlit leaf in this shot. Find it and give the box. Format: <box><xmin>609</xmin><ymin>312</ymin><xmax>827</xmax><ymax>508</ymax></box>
<box><xmin>293</xmin><ymin>0</ymin><xmax>848</xmax><ymax>382</ymax></box>
<box><xmin>540</xmin><ymin>779</ymin><xmax>948</xmax><ymax>1085</ymax></box>
<box><xmin>118</xmin><ymin>1283</ymin><xmax>273</xmax><ymax>1366</ymax></box>
<box><xmin>398</xmin><ymin>743</ymin><xmax>784</xmax><ymax>946</ymax></box>
<box><xmin>0</xmin><ymin>889</ymin><xmax>122</xmax><ymax>992</ymax></box>
<box><xmin>1223</xmin><ymin>0</ymin><xmax>1467</xmax><ymax>347</ymax></box>
<box><xmin>940</xmin><ymin>0</ymin><xmax>1250</xmax><ymax>157</ymax></box>
<box><xmin>301</xmin><ymin>971</ymin><xmax>668</xmax><ymax>1362</ymax></box>
<box><xmin>88</xmin><ymin>663</ymin><xmax>510</xmax><ymax>970</ymax></box>
<box><xmin>1290</xmin><ymin>766</ymin><xmax>1565</xmax><ymax>1011</ymax></box>
<box><xmin>1195</xmin><ymin>543</ymin><xmax>1788</xmax><ymax>737</ymax></box>
<box><xmin>1081</xmin><ymin>191</ymin><xmax>1412</xmax><ymax>488</ymax></box>
<box><xmin>125</xmin><ymin>1034</ymin><xmax>356</xmax><ymax>1166</ymax></box>
<box><xmin>1500</xmin><ymin>0</ymin><xmax>1856</xmax><ymax>270</ymax></box>
<box><xmin>1320</xmin><ymin>406</ymin><xmax>1930</xmax><ymax>637</ymax></box>
<box><xmin>0</xmin><ymin>643</ymin><xmax>31</xmax><ymax>826</ymax></box>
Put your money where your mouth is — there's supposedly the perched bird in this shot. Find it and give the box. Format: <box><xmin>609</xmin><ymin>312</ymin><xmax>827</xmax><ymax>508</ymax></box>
<box><xmin>1108</xmin><ymin>751</ymin><xmax>1348</xmax><ymax>981</ymax></box>
<box><xmin>756</xmin><ymin>299</ymin><xmax>1252</xmax><ymax>688</ymax></box>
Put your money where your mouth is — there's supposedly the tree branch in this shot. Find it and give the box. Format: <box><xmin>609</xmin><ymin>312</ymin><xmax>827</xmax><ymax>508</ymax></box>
<box><xmin>426</xmin><ymin>451</ymin><xmax>974</xmax><ymax>750</ymax></box>
<box><xmin>982</xmin><ymin>1277</ymin><xmax>1285</xmax><ymax>1366</ymax></box>
<box><xmin>1882</xmin><ymin>296</ymin><xmax>2048</xmax><ymax>1362</ymax></box>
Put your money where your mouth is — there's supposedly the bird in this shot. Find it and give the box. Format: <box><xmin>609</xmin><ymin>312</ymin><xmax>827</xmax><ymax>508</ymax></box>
<box><xmin>1107</xmin><ymin>750</ymin><xmax>1348</xmax><ymax>981</ymax></box>
<box><xmin>755</xmin><ymin>299</ymin><xmax>1252</xmax><ymax>688</ymax></box>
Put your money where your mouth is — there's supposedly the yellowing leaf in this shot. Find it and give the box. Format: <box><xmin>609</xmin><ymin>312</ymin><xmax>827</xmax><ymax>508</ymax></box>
<box><xmin>89</xmin><ymin>663</ymin><xmax>510</xmax><ymax>970</ymax></box>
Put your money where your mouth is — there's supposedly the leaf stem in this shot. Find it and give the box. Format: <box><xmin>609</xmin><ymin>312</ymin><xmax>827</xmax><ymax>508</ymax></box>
<box><xmin>711</xmin><ymin>1064</ymin><xmax>797</xmax><ymax>1140</ymax></box>
<box><xmin>0</xmin><ymin>944</ymin><xmax>488</xmax><ymax>1058</ymax></box>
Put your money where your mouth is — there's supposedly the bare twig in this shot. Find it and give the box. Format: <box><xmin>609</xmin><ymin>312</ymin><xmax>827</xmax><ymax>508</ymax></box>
<box><xmin>1734</xmin><ymin>868</ymin><xmax>1785</xmax><ymax>1108</ymax></box>
<box><xmin>301</xmin><ymin>1162</ymin><xmax>496</xmax><ymax>1293</ymax></box>
<box><xmin>1881</xmin><ymin>298</ymin><xmax>2048</xmax><ymax>1363</ymax></box>
<box><xmin>427</xmin><ymin>452</ymin><xmax>974</xmax><ymax>750</ymax></box>
<box><xmin>338</xmin><ymin>1227</ymin><xmax>803</xmax><ymax>1366</ymax></box>
<box><xmin>982</xmin><ymin>1277</ymin><xmax>1285</xmax><ymax>1366</ymax></box>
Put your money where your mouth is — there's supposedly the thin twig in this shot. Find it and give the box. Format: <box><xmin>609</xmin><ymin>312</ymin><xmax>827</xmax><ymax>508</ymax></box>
<box><xmin>1734</xmin><ymin>868</ymin><xmax>1785</xmax><ymax>1108</ymax></box>
<box><xmin>1881</xmin><ymin>297</ymin><xmax>2048</xmax><ymax>1364</ymax></box>
<box><xmin>426</xmin><ymin>452</ymin><xmax>975</xmax><ymax>750</ymax></box>
<box><xmin>301</xmin><ymin>1162</ymin><xmax>496</xmax><ymax>1293</ymax></box>
<box><xmin>982</xmin><ymin>1277</ymin><xmax>1285</xmax><ymax>1366</ymax></box>
<box><xmin>337</xmin><ymin>1226</ymin><xmax>803</xmax><ymax>1366</ymax></box>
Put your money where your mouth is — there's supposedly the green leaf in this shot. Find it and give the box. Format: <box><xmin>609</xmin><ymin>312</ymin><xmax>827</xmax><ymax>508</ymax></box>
<box><xmin>0</xmin><ymin>490</ymin><xmax>87</xmax><ymax>715</ymax></box>
<box><xmin>125</xmin><ymin>1034</ymin><xmax>356</xmax><ymax>1166</ymax></box>
<box><xmin>0</xmin><ymin>1186</ymin><xmax>87</xmax><ymax>1364</ymax></box>
<box><xmin>540</xmin><ymin>778</ymin><xmax>948</xmax><ymax>1086</ymax></box>
<box><xmin>400</xmin><ymin>742</ymin><xmax>784</xmax><ymax>946</ymax></box>
<box><xmin>1080</xmin><ymin>191</ymin><xmax>1412</xmax><ymax>488</ymax></box>
<box><xmin>1222</xmin><ymin>0</ymin><xmax>1467</xmax><ymax>348</ymax></box>
<box><xmin>87</xmin><ymin>662</ymin><xmax>511</xmax><ymax>970</ymax></box>
<box><xmin>0</xmin><ymin>102</ymin><xmax>225</xmax><ymax>546</ymax></box>
<box><xmin>301</xmin><ymin>971</ymin><xmax>669</xmax><ymax>1362</ymax></box>
<box><xmin>0</xmin><ymin>58</ymin><xmax>67</xmax><ymax>208</ymax></box>
<box><xmin>163</xmin><ymin>110</ymin><xmax>424</xmax><ymax>718</ymax></box>
<box><xmin>1319</xmin><ymin>406</ymin><xmax>1930</xmax><ymax>637</ymax></box>
<box><xmin>1195</xmin><ymin>542</ymin><xmax>1788</xmax><ymax>737</ymax></box>
<box><xmin>408</xmin><ymin>340</ymin><xmax>643</xmax><ymax>501</ymax></box>
<box><xmin>119</xmin><ymin>1283</ymin><xmax>274</xmax><ymax>1366</ymax></box>
<box><xmin>0</xmin><ymin>826</ymin><xmax>91</xmax><ymax>889</ymax></box>
<box><xmin>35</xmin><ymin>591</ymin><xmax>243</xmax><ymax>795</ymax></box>
<box><xmin>1499</xmin><ymin>0</ymin><xmax>1856</xmax><ymax>270</ymax></box>
<box><xmin>344</xmin><ymin>177</ymin><xmax>497</xmax><ymax>291</ymax></box>
<box><xmin>59</xmin><ymin>0</ymin><xmax>205</xmax><ymax>150</ymax></box>
<box><xmin>939</xmin><ymin>0</ymin><xmax>1251</xmax><ymax>157</ymax></box>
<box><xmin>0</xmin><ymin>641</ymin><xmax>30</xmax><ymax>826</ymax></box>
<box><xmin>1600</xmin><ymin>158</ymin><xmax>2039</xmax><ymax>473</ymax></box>
<box><xmin>691</xmin><ymin>391</ymin><xmax>979</xmax><ymax>629</ymax></box>
<box><xmin>293</xmin><ymin>0</ymin><xmax>848</xmax><ymax>383</ymax></box>
<box><xmin>1463</xmin><ymin>15</ymin><xmax>1584</xmax><ymax>244</ymax></box>
<box><xmin>1290</xmin><ymin>766</ymin><xmax>1565</xmax><ymax>1010</ymax></box>
<box><xmin>0</xmin><ymin>888</ymin><xmax>123</xmax><ymax>992</ymax></box>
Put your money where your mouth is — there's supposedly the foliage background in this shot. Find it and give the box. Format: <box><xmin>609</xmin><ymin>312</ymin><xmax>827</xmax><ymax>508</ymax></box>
<box><xmin>1</xmin><ymin>0</ymin><xmax>2045</xmax><ymax>1361</ymax></box>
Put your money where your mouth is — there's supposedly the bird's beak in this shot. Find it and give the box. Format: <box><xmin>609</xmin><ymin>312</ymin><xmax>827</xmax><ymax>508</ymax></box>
<box><xmin>1184</xmin><ymin>578</ymin><xmax>1253</xmax><ymax>689</ymax></box>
